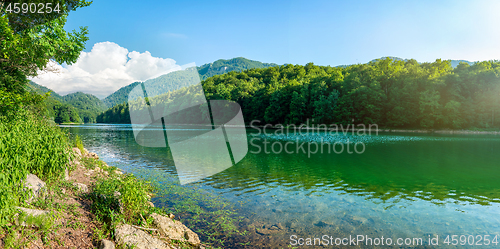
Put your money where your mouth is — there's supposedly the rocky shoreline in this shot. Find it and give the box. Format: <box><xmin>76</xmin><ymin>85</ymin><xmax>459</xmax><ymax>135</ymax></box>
<box><xmin>3</xmin><ymin>147</ymin><xmax>206</xmax><ymax>249</ymax></box>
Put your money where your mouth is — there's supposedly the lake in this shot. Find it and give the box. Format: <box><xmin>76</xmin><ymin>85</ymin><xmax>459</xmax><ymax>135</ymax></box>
<box><xmin>62</xmin><ymin>124</ymin><xmax>500</xmax><ymax>248</ymax></box>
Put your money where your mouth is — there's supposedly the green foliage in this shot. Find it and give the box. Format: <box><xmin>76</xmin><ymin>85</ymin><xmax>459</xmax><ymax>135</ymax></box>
<box><xmin>73</xmin><ymin>135</ymin><xmax>85</xmax><ymax>155</ymax></box>
<box><xmin>97</xmin><ymin>58</ymin><xmax>500</xmax><ymax>130</ymax></box>
<box><xmin>102</xmin><ymin>82</ymin><xmax>141</xmax><ymax>108</ymax></box>
<box><xmin>27</xmin><ymin>82</ymin><xmax>106</xmax><ymax>123</ymax></box>
<box><xmin>52</xmin><ymin>101</ymin><xmax>82</xmax><ymax>123</ymax></box>
<box><xmin>141</xmin><ymin>170</ymin><xmax>243</xmax><ymax>247</ymax></box>
<box><xmin>119</xmin><ymin>175</ymin><xmax>153</xmax><ymax>220</ymax></box>
<box><xmin>100</xmin><ymin>57</ymin><xmax>277</xmax><ymax>109</ymax></box>
<box><xmin>96</xmin><ymin>102</ymin><xmax>130</xmax><ymax>123</ymax></box>
<box><xmin>197</xmin><ymin>57</ymin><xmax>278</xmax><ymax>80</ymax></box>
<box><xmin>26</xmin><ymin>81</ymin><xmax>63</xmax><ymax>101</ymax></box>
<box><xmin>0</xmin><ymin>0</ymin><xmax>90</xmax><ymax>94</ymax></box>
<box><xmin>0</xmin><ymin>109</ymin><xmax>70</xmax><ymax>225</ymax></box>
<box><xmin>61</xmin><ymin>92</ymin><xmax>107</xmax><ymax>123</ymax></box>
<box><xmin>91</xmin><ymin>175</ymin><xmax>153</xmax><ymax>223</ymax></box>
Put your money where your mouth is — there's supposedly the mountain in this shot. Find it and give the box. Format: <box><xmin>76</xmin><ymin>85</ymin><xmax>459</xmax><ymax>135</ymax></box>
<box><xmin>102</xmin><ymin>82</ymin><xmax>141</xmax><ymax>108</ymax></box>
<box><xmin>197</xmin><ymin>57</ymin><xmax>278</xmax><ymax>80</ymax></box>
<box><xmin>450</xmin><ymin>60</ymin><xmax>474</xmax><ymax>68</ymax></box>
<box><xmin>26</xmin><ymin>81</ymin><xmax>63</xmax><ymax>101</ymax></box>
<box><xmin>61</xmin><ymin>92</ymin><xmax>107</xmax><ymax>123</ymax></box>
<box><xmin>369</xmin><ymin>56</ymin><xmax>407</xmax><ymax>63</ymax></box>
<box><xmin>102</xmin><ymin>57</ymin><xmax>278</xmax><ymax>108</ymax></box>
<box><xmin>370</xmin><ymin>57</ymin><xmax>474</xmax><ymax>68</ymax></box>
<box><xmin>27</xmin><ymin>81</ymin><xmax>106</xmax><ymax>123</ymax></box>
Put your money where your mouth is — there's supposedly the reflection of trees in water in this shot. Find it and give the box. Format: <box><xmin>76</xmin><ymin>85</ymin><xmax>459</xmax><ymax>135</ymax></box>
<box><xmin>204</xmin><ymin>150</ymin><xmax>500</xmax><ymax>206</ymax></box>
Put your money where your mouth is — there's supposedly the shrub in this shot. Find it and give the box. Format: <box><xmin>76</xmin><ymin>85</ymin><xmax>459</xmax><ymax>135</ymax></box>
<box><xmin>0</xmin><ymin>109</ymin><xmax>69</xmax><ymax>225</ymax></box>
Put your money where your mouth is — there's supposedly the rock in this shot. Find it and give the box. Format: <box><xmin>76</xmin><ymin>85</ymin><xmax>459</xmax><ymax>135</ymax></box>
<box><xmin>23</xmin><ymin>174</ymin><xmax>46</xmax><ymax>203</ymax></box>
<box><xmin>84</xmin><ymin>148</ymin><xmax>89</xmax><ymax>155</ymax></box>
<box><xmin>88</xmin><ymin>152</ymin><xmax>99</xmax><ymax>159</ymax></box>
<box><xmin>115</xmin><ymin>224</ymin><xmax>169</xmax><ymax>249</ymax></box>
<box><xmin>352</xmin><ymin>216</ymin><xmax>367</xmax><ymax>224</ymax></box>
<box><xmin>269</xmin><ymin>225</ymin><xmax>279</xmax><ymax>230</ymax></box>
<box><xmin>114</xmin><ymin>170</ymin><xmax>123</xmax><ymax>175</ymax></box>
<box><xmin>256</xmin><ymin>227</ymin><xmax>275</xmax><ymax>235</ymax></box>
<box><xmin>72</xmin><ymin>147</ymin><xmax>82</xmax><ymax>157</ymax></box>
<box><xmin>314</xmin><ymin>221</ymin><xmax>333</xmax><ymax>227</ymax></box>
<box><xmin>114</xmin><ymin>191</ymin><xmax>124</xmax><ymax>213</ymax></box>
<box><xmin>150</xmin><ymin>213</ymin><xmax>200</xmax><ymax>246</ymax></box>
<box><xmin>15</xmin><ymin>207</ymin><xmax>50</xmax><ymax>226</ymax></box>
<box><xmin>16</xmin><ymin>207</ymin><xmax>49</xmax><ymax>217</ymax></box>
<box><xmin>100</xmin><ymin>239</ymin><xmax>115</xmax><ymax>249</ymax></box>
<box><xmin>147</xmin><ymin>201</ymin><xmax>154</xmax><ymax>208</ymax></box>
<box><xmin>74</xmin><ymin>183</ymin><xmax>88</xmax><ymax>193</ymax></box>
<box><xmin>64</xmin><ymin>168</ymin><xmax>70</xmax><ymax>181</ymax></box>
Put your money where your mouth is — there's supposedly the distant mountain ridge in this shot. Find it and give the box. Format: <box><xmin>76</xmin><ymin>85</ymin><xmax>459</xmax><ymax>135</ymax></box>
<box><xmin>370</xmin><ymin>56</ymin><xmax>474</xmax><ymax>68</ymax></box>
<box><xmin>27</xmin><ymin>81</ymin><xmax>107</xmax><ymax>123</ymax></box>
<box><xmin>197</xmin><ymin>57</ymin><xmax>278</xmax><ymax>80</ymax></box>
<box><xmin>102</xmin><ymin>82</ymin><xmax>141</xmax><ymax>108</ymax></box>
<box><xmin>102</xmin><ymin>57</ymin><xmax>278</xmax><ymax>108</ymax></box>
<box><xmin>30</xmin><ymin>56</ymin><xmax>483</xmax><ymax>123</ymax></box>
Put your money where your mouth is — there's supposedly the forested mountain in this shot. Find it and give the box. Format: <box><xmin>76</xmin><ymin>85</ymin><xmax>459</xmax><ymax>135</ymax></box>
<box><xmin>61</xmin><ymin>92</ymin><xmax>107</xmax><ymax>123</ymax></box>
<box><xmin>97</xmin><ymin>58</ymin><xmax>500</xmax><ymax>130</ymax></box>
<box><xmin>101</xmin><ymin>57</ymin><xmax>278</xmax><ymax>108</ymax></box>
<box><xmin>450</xmin><ymin>59</ymin><xmax>474</xmax><ymax>68</ymax></box>
<box><xmin>197</xmin><ymin>57</ymin><xmax>278</xmax><ymax>80</ymax></box>
<box><xmin>27</xmin><ymin>82</ymin><xmax>105</xmax><ymax>123</ymax></box>
<box><xmin>102</xmin><ymin>82</ymin><xmax>141</xmax><ymax>108</ymax></box>
<box><xmin>370</xmin><ymin>57</ymin><xmax>474</xmax><ymax>68</ymax></box>
<box><xmin>26</xmin><ymin>81</ymin><xmax>63</xmax><ymax>101</ymax></box>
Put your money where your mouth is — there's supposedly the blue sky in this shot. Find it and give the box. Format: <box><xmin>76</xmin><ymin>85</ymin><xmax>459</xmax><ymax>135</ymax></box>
<box><xmin>33</xmin><ymin>0</ymin><xmax>500</xmax><ymax>97</ymax></box>
<box><xmin>65</xmin><ymin>0</ymin><xmax>500</xmax><ymax>66</ymax></box>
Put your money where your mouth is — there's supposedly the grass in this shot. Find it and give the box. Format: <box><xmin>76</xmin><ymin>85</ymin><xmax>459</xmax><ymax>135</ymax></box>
<box><xmin>131</xmin><ymin>169</ymin><xmax>246</xmax><ymax>248</ymax></box>
<box><xmin>0</xmin><ymin>107</ymin><xmax>245</xmax><ymax>248</ymax></box>
<box><xmin>0</xmin><ymin>109</ymin><xmax>69</xmax><ymax>226</ymax></box>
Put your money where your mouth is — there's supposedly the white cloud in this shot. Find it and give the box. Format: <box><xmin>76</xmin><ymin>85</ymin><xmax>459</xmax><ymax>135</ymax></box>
<box><xmin>30</xmin><ymin>42</ymin><xmax>181</xmax><ymax>99</ymax></box>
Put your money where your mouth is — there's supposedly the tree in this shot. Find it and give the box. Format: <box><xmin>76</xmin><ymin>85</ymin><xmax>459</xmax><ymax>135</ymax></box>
<box><xmin>0</xmin><ymin>0</ymin><xmax>91</xmax><ymax>96</ymax></box>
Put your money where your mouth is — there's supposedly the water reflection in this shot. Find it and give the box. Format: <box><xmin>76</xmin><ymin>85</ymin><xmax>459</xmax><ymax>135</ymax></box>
<box><xmin>203</xmin><ymin>131</ymin><xmax>500</xmax><ymax>206</ymax></box>
<box><xmin>62</xmin><ymin>124</ymin><xmax>500</xmax><ymax>206</ymax></box>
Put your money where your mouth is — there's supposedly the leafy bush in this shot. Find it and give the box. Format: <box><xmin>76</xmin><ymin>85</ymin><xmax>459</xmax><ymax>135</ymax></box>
<box><xmin>0</xmin><ymin>109</ymin><xmax>69</xmax><ymax>225</ymax></box>
<box><xmin>90</xmin><ymin>174</ymin><xmax>153</xmax><ymax>231</ymax></box>
<box><xmin>73</xmin><ymin>135</ymin><xmax>85</xmax><ymax>154</ymax></box>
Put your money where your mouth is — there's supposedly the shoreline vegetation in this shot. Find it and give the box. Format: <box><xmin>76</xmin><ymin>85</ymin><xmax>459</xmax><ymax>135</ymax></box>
<box><xmin>0</xmin><ymin>110</ymin><xmax>268</xmax><ymax>248</ymax></box>
<box><xmin>0</xmin><ymin>116</ymin><xmax>208</xmax><ymax>248</ymax></box>
<box><xmin>97</xmin><ymin>58</ymin><xmax>500</xmax><ymax>132</ymax></box>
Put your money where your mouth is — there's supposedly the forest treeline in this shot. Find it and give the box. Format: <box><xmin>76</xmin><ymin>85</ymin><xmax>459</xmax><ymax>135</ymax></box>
<box><xmin>97</xmin><ymin>58</ymin><xmax>500</xmax><ymax>129</ymax></box>
<box><xmin>28</xmin><ymin>81</ymin><xmax>108</xmax><ymax>123</ymax></box>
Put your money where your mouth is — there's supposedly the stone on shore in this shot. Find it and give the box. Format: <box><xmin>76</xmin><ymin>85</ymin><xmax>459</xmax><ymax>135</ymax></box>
<box><xmin>15</xmin><ymin>207</ymin><xmax>51</xmax><ymax>226</ymax></box>
<box><xmin>100</xmin><ymin>239</ymin><xmax>115</xmax><ymax>249</ymax></box>
<box><xmin>72</xmin><ymin>147</ymin><xmax>82</xmax><ymax>157</ymax></box>
<box><xmin>23</xmin><ymin>174</ymin><xmax>46</xmax><ymax>203</ymax></box>
<box><xmin>115</xmin><ymin>224</ymin><xmax>169</xmax><ymax>249</ymax></box>
<box><xmin>150</xmin><ymin>213</ymin><xmax>200</xmax><ymax>246</ymax></box>
<box><xmin>74</xmin><ymin>183</ymin><xmax>88</xmax><ymax>193</ymax></box>
<box><xmin>16</xmin><ymin>207</ymin><xmax>50</xmax><ymax>217</ymax></box>
<box><xmin>88</xmin><ymin>152</ymin><xmax>99</xmax><ymax>159</ymax></box>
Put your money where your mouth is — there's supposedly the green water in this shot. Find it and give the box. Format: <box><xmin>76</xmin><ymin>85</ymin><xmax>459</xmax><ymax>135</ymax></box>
<box><xmin>62</xmin><ymin>124</ymin><xmax>500</xmax><ymax>248</ymax></box>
